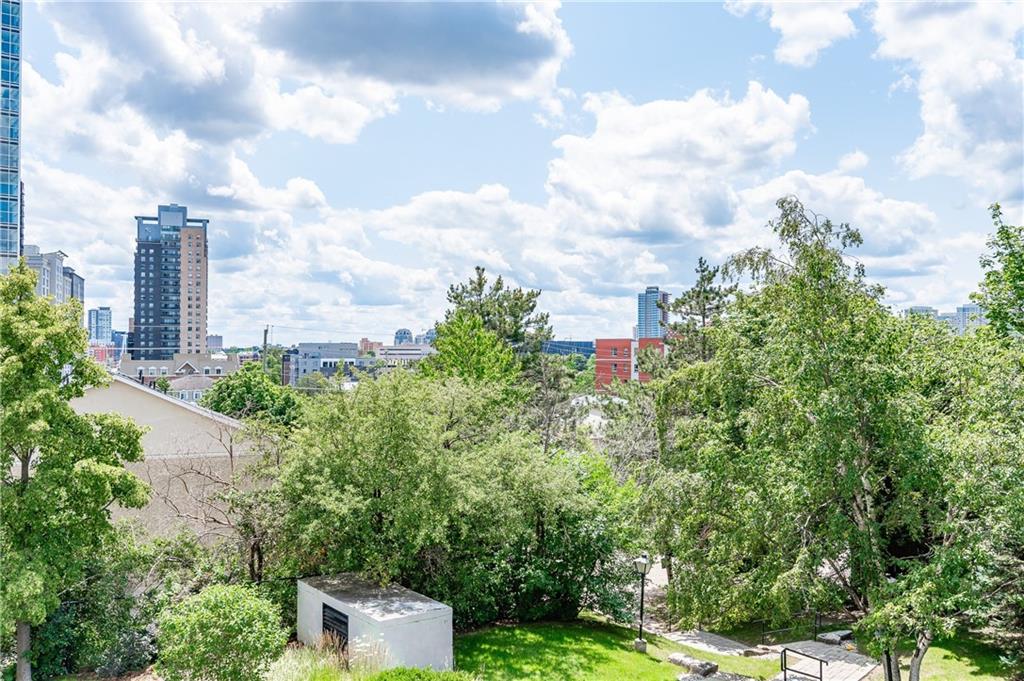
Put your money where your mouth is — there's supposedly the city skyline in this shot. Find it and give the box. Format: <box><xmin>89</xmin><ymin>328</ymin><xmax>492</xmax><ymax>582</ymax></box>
<box><xmin>15</xmin><ymin>2</ymin><xmax>1024</xmax><ymax>346</ymax></box>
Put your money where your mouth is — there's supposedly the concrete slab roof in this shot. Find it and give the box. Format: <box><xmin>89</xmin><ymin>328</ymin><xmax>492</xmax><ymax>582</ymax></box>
<box><xmin>300</xmin><ymin>574</ymin><xmax>451</xmax><ymax>623</ymax></box>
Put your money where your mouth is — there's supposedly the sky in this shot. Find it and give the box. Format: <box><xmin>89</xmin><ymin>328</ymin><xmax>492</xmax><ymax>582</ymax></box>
<box><xmin>20</xmin><ymin>1</ymin><xmax>1024</xmax><ymax>346</ymax></box>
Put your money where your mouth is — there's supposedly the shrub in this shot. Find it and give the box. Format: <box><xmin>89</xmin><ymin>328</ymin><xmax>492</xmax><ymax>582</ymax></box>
<box><xmin>95</xmin><ymin>628</ymin><xmax>156</xmax><ymax>678</ymax></box>
<box><xmin>368</xmin><ymin>668</ymin><xmax>477</xmax><ymax>681</ymax></box>
<box><xmin>265</xmin><ymin>646</ymin><xmax>346</xmax><ymax>681</ymax></box>
<box><xmin>156</xmin><ymin>584</ymin><xmax>287</xmax><ymax>681</ymax></box>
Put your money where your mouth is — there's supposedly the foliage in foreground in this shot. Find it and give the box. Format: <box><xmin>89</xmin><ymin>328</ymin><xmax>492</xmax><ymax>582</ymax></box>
<box><xmin>612</xmin><ymin>198</ymin><xmax>1024</xmax><ymax>681</ymax></box>
<box><xmin>156</xmin><ymin>584</ymin><xmax>287</xmax><ymax>681</ymax></box>
<box><xmin>368</xmin><ymin>668</ymin><xmax>477</xmax><ymax>681</ymax></box>
<box><xmin>0</xmin><ymin>262</ymin><xmax>150</xmax><ymax>680</ymax></box>
<box><xmin>274</xmin><ymin>370</ymin><xmax>638</xmax><ymax>628</ymax></box>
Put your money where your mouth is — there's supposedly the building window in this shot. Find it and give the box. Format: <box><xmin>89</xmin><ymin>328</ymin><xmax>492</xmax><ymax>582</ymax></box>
<box><xmin>193</xmin><ymin>391</ymin><xmax>201</xmax><ymax>400</ymax></box>
<box><xmin>215</xmin><ymin>367</ymin><xmax>222</xmax><ymax>375</ymax></box>
<box><xmin>612</xmin><ymin>363</ymin><xmax>618</xmax><ymax>373</ymax></box>
<box><xmin>203</xmin><ymin>367</ymin><xmax>210</xmax><ymax>375</ymax></box>
<box><xmin>148</xmin><ymin>367</ymin><xmax>156</xmax><ymax>376</ymax></box>
<box><xmin>611</xmin><ymin>347</ymin><xmax>618</xmax><ymax>357</ymax></box>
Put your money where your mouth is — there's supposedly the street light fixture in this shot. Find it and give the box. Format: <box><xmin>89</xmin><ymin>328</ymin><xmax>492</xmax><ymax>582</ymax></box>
<box><xmin>633</xmin><ymin>552</ymin><xmax>652</xmax><ymax>652</ymax></box>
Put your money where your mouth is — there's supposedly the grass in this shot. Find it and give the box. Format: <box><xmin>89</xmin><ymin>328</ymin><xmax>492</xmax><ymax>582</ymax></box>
<box><xmin>887</xmin><ymin>636</ymin><xmax>1014</xmax><ymax>681</ymax></box>
<box><xmin>453</xmin><ymin>616</ymin><xmax>779</xmax><ymax>681</ymax></box>
<box><xmin>57</xmin><ymin>621</ymin><xmax>1014</xmax><ymax>681</ymax></box>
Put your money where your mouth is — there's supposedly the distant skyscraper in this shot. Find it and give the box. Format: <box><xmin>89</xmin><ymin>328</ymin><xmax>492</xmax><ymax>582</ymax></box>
<box><xmin>636</xmin><ymin>286</ymin><xmax>670</xmax><ymax>339</ymax></box>
<box><xmin>394</xmin><ymin>328</ymin><xmax>413</xmax><ymax>345</ymax></box>
<box><xmin>132</xmin><ymin>204</ymin><xmax>209</xmax><ymax>360</ymax></box>
<box><xmin>88</xmin><ymin>306</ymin><xmax>112</xmax><ymax>344</ymax></box>
<box><xmin>955</xmin><ymin>303</ymin><xmax>986</xmax><ymax>335</ymax></box>
<box><xmin>23</xmin><ymin>245</ymin><xmax>84</xmax><ymax>307</ymax></box>
<box><xmin>0</xmin><ymin>0</ymin><xmax>20</xmax><ymax>274</ymax></box>
<box><xmin>206</xmin><ymin>334</ymin><xmax>223</xmax><ymax>352</ymax></box>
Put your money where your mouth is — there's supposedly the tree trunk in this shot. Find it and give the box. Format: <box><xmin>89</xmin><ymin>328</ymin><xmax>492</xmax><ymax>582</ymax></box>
<box><xmin>16</xmin><ymin>620</ymin><xmax>31</xmax><ymax>681</ymax></box>
<box><xmin>882</xmin><ymin>649</ymin><xmax>901</xmax><ymax>681</ymax></box>
<box><xmin>907</xmin><ymin>630</ymin><xmax>933</xmax><ymax>681</ymax></box>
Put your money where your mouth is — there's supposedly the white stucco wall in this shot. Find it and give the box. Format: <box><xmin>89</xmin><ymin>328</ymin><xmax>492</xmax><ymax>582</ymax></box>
<box><xmin>70</xmin><ymin>375</ymin><xmax>253</xmax><ymax>537</ymax></box>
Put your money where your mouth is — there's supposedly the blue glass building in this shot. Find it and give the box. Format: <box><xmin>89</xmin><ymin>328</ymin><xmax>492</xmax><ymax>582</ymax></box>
<box><xmin>636</xmin><ymin>286</ymin><xmax>670</xmax><ymax>339</ymax></box>
<box><xmin>0</xmin><ymin>0</ymin><xmax>19</xmax><ymax>274</ymax></box>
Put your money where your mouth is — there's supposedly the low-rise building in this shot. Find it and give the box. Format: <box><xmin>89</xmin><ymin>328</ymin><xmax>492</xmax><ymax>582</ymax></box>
<box><xmin>119</xmin><ymin>351</ymin><xmax>240</xmax><ymax>386</ymax></box>
<box><xmin>542</xmin><ymin>340</ymin><xmax>595</xmax><ymax>358</ymax></box>
<box><xmin>359</xmin><ymin>337</ymin><xmax>384</xmax><ymax>356</ymax></box>
<box><xmin>379</xmin><ymin>344</ymin><xmax>437</xmax><ymax>367</ymax></box>
<box><xmin>70</xmin><ymin>373</ymin><xmax>251</xmax><ymax>538</ymax></box>
<box><xmin>594</xmin><ymin>337</ymin><xmax>665</xmax><ymax>391</ymax></box>
<box><xmin>168</xmin><ymin>374</ymin><xmax>218</xmax><ymax>404</ymax></box>
<box><xmin>283</xmin><ymin>342</ymin><xmax>360</xmax><ymax>385</ymax></box>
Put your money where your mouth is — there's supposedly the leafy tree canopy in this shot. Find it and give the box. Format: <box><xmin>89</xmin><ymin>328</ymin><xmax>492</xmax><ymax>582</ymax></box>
<box><xmin>972</xmin><ymin>203</ymin><xmax>1024</xmax><ymax>338</ymax></box>
<box><xmin>445</xmin><ymin>266</ymin><xmax>552</xmax><ymax>357</ymax></box>
<box><xmin>644</xmin><ymin>198</ymin><xmax>1023</xmax><ymax>680</ymax></box>
<box><xmin>421</xmin><ymin>309</ymin><xmax>520</xmax><ymax>386</ymax></box>
<box><xmin>199</xmin><ymin>362</ymin><xmax>300</xmax><ymax>426</ymax></box>
<box><xmin>0</xmin><ymin>262</ymin><xmax>149</xmax><ymax>680</ymax></box>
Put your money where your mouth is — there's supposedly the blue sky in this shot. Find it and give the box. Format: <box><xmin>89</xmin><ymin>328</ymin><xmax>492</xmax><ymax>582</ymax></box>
<box><xmin>21</xmin><ymin>1</ymin><xmax>1024</xmax><ymax>346</ymax></box>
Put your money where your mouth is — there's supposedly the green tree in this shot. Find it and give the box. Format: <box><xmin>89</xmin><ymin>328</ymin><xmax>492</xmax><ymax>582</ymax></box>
<box><xmin>154</xmin><ymin>376</ymin><xmax>171</xmax><ymax>394</ymax></box>
<box><xmin>0</xmin><ymin>263</ymin><xmax>149</xmax><ymax>681</ymax></box>
<box><xmin>263</xmin><ymin>345</ymin><xmax>284</xmax><ymax>385</ymax></box>
<box><xmin>156</xmin><ymin>584</ymin><xmax>287</xmax><ymax>681</ymax></box>
<box><xmin>276</xmin><ymin>371</ymin><xmax>637</xmax><ymax>627</ymax></box>
<box><xmin>665</xmin><ymin>257</ymin><xmax>734</xmax><ymax>364</ymax></box>
<box><xmin>444</xmin><ymin>267</ymin><xmax>552</xmax><ymax>357</ymax></box>
<box><xmin>649</xmin><ymin>198</ymin><xmax>1023</xmax><ymax>680</ymax></box>
<box><xmin>199</xmin><ymin>362</ymin><xmax>300</xmax><ymax>426</ymax></box>
<box><xmin>972</xmin><ymin>203</ymin><xmax>1024</xmax><ymax>338</ymax></box>
<box><xmin>421</xmin><ymin>310</ymin><xmax>520</xmax><ymax>385</ymax></box>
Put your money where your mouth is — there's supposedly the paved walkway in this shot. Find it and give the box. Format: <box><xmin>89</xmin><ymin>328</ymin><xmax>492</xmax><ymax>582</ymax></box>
<box><xmin>769</xmin><ymin>640</ymin><xmax>878</xmax><ymax>681</ymax></box>
<box><xmin>662</xmin><ymin>630</ymin><xmax>761</xmax><ymax>656</ymax></box>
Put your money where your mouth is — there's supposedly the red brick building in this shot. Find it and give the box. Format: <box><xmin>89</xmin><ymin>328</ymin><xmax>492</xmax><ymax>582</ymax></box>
<box><xmin>594</xmin><ymin>337</ymin><xmax>665</xmax><ymax>391</ymax></box>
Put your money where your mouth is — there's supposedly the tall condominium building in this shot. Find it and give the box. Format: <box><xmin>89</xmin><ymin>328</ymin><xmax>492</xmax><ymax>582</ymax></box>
<box><xmin>636</xmin><ymin>286</ymin><xmax>670</xmax><ymax>339</ymax></box>
<box><xmin>132</xmin><ymin>204</ymin><xmax>208</xmax><ymax>360</ymax></box>
<box><xmin>206</xmin><ymin>334</ymin><xmax>223</xmax><ymax>352</ymax></box>
<box><xmin>0</xmin><ymin>0</ymin><xmax>20</xmax><ymax>274</ymax></box>
<box><xmin>394</xmin><ymin>328</ymin><xmax>413</xmax><ymax>345</ymax></box>
<box><xmin>88</xmin><ymin>306</ymin><xmax>112</xmax><ymax>344</ymax></box>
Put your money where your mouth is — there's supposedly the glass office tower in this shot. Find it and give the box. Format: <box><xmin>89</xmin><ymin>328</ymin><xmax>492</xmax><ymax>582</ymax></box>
<box><xmin>636</xmin><ymin>286</ymin><xmax>669</xmax><ymax>339</ymax></box>
<box><xmin>0</xmin><ymin>0</ymin><xmax>18</xmax><ymax>274</ymax></box>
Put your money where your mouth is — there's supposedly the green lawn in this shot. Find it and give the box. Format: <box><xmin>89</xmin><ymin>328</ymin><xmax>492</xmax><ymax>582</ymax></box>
<box><xmin>454</xmin><ymin>617</ymin><xmax>779</xmax><ymax>681</ymax></box>
<box><xmin>891</xmin><ymin>637</ymin><xmax>1014</xmax><ymax>681</ymax></box>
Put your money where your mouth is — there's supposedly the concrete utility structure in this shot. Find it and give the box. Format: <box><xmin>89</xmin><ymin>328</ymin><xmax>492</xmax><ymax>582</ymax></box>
<box><xmin>297</xmin><ymin>575</ymin><xmax>453</xmax><ymax>672</ymax></box>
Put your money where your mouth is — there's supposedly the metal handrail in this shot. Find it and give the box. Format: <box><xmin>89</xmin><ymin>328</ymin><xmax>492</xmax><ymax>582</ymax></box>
<box><xmin>760</xmin><ymin>612</ymin><xmax>822</xmax><ymax>645</ymax></box>
<box><xmin>780</xmin><ymin>646</ymin><xmax>829</xmax><ymax>681</ymax></box>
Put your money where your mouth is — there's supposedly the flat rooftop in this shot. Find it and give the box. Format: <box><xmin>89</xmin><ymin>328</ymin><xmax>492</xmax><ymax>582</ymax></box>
<box><xmin>300</xmin><ymin>574</ymin><xmax>450</xmax><ymax>622</ymax></box>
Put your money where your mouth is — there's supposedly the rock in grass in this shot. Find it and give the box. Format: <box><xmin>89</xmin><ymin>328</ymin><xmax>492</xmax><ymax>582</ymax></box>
<box><xmin>816</xmin><ymin>629</ymin><xmax>854</xmax><ymax>645</ymax></box>
<box><xmin>668</xmin><ymin>652</ymin><xmax>718</xmax><ymax>676</ymax></box>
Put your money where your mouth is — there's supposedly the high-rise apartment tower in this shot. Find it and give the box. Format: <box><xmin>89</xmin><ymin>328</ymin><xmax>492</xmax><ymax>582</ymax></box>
<box><xmin>636</xmin><ymin>286</ymin><xmax>670</xmax><ymax>339</ymax></box>
<box><xmin>132</xmin><ymin>204</ymin><xmax>208</xmax><ymax>360</ymax></box>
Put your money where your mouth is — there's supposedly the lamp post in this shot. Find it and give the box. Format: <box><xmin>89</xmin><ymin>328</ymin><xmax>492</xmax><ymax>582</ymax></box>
<box><xmin>633</xmin><ymin>551</ymin><xmax>652</xmax><ymax>652</ymax></box>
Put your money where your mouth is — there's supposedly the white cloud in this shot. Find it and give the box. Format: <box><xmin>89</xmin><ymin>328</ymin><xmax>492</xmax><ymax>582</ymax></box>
<box><xmin>871</xmin><ymin>1</ymin><xmax>1024</xmax><ymax>211</ymax></box>
<box><xmin>546</xmin><ymin>82</ymin><xmax>812</xmax><ymax>239</ymax></box>
<box><xmin>838</xmin><ymin>150</ymin><xmax>870</xmax><ymax>172</ymax></box>
<box><xmin>726</xmin><ymin>1</ymin><xmax>864</xmax><ymax>67</ymax></box>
